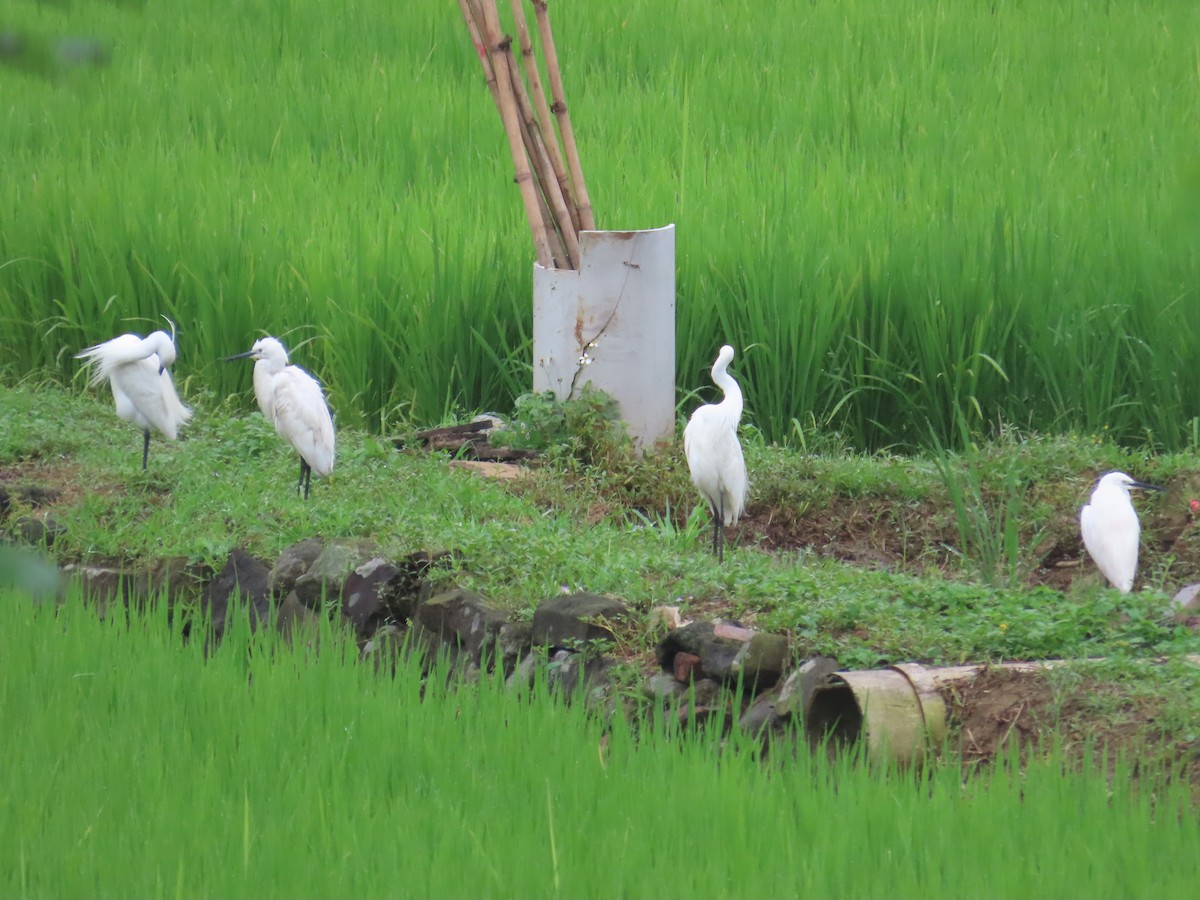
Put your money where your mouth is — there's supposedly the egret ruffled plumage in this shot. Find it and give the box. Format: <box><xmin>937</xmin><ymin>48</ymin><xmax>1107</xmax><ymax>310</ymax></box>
<box><xmin>683</xmin><ymin>344</ymin><xmax>748</xmax><ymax>563</ymax></box>
<box><xmin>76</xmin><ymin>326</ymin><xmax>192</xmax><ymax>469</ymax></box>
<box><xmin>225</xmin><ymin>337</ymin><xmax>335</xmax><ymax>499</ymax></box>
<box><xmin>1079</xmin><ymin>471</ymin><xmax>1163</xmax><ymax>593</ymax></box>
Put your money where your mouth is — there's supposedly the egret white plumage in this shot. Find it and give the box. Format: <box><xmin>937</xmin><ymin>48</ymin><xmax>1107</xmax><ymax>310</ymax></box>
<box><xmin>225</xmin><ymin>337</ymin><xmax>335</xmax><ymax>499</ymax></box>
<box><xmin>76</xmin><ymin>326</ymin><xmax>192</xmax><ymax>469</ymax></box>
<box><xmin>1079</xmin><ymin>471</ymin><xmax>1163</xmax><ymax>593</ymax></box>
<box><xmin>683</xmin><ymin>344</ymin><xmax>748</xmax><ymax>563</ymax></box>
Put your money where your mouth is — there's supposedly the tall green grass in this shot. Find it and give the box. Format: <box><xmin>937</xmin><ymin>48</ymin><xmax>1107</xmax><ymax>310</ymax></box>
<box><xmin>1</xmin><ymin>588</ymin><xmax>1197</xmax><ymax>899</ymax></box>
<box><xmin>2</xmin><ymin>0</ymin><xmax>1197</xmax><ymax>447</ymax></box>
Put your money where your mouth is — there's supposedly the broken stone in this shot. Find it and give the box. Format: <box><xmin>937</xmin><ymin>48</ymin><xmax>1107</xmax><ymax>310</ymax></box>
<box><xmin>657</xmin><ymin>620</ymin><xmax>790</xmax><ymax>690</ymax></box>
<box><xmin>448</xmin><ymin>460</ymin><xmax>527</xmax><ymax>480</ymax></box>
<box><xmin>13</xmin><ymin>515</ymin><xmax>66</xmax><ymax>549</ymax></box>
<box><xmin>414</xmin><ymin>587</ymin><xmax>511</xmax><ymax>665</ymax></box>
<box><xmin>506</xmin><ymin>651</ymin><xmax>539</xmax><ymax>690</ymax></box>
<box><xmin>531</xmin><ymin>592</ymin><xmax>632</xmax><ymax>647</ymax></box>
<box><xmin>775</xmin><ymin>660</ymin><xmax>837</xmax><ymax>722</ymax></box>
<box><xmin>268</xmin><ymin>538</ymin><xmax>325</xmax><ymax>598</ymax></box>
<box><xmin>200</xmin><ymin>548</ymin><xmax>273</xmax><ymax>642</ymax></box>
<box><xmin>276</xmin><ymin>591</ymin><xmax>321</xmax><ymax>645</ymax></box>
<box><xmin>643</xmin><ymin>672</ymin><xmax>687</xmax><ymax>702</ymax></box>
<box><xmin>739</xmin><ymin>689</ymin><xmax>781</xmax><ymax>738</ymax></box>
<box><xmin>673</xmin><ymin>651</ymin><xmax>702</xmax><ymax>683</ymax></box>
<box><xmin>340</xmin><ymin>551</ymin><xmax>451</xmax><ymax>639</ymax></box>
<box><xmin>63</xmin><ymin>564</ymin><xmax>138</xmax><ymax>614</ymax></box>
<box><xmin>1171</xmin><ymin>583</ymin><xmax>1200</xmax><ymax>616</ymax></box>
<box><xmin>546</xmin><ymin>649</ymin><xmax>614</xmax><ymax>713</ymax></box>
<box><xmin>497</xmin><ymin>620</ymin><xmax>534</xmax><ymax>676</ymax></box>
<box><xmin>293</xmin><ymin>539</ymin><xmax>378</xmax><ymax>611</ymax></box>
<box><xmin>649</xmin><ymin>605</ymin><xmax>687</xmax><ymax>630</ymax></box>
<box><xmin>341</xmin><ymin>558</ymin><xmax>403</xmax><ymax>639</ymax></box>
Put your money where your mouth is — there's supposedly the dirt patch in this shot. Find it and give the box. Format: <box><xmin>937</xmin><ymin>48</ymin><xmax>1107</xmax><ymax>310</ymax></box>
<box><xmin>737</xmin><ymin>498</ymin><xmax>959</xmax><ymax>575</ymax></box>
<box><xmin>0</xmin><ymin>461</ymin><xmax>108</xmax><ymax>512</ymax></box>
<box><xmin>946</xmin><ymin>667</ymin><xmax>1200</xmax><ymax>795</ymax></box>
<box><xmin>947</xmin><ymin>669</ymin><xmax>1057</xmax><ymax>764</ymax></box>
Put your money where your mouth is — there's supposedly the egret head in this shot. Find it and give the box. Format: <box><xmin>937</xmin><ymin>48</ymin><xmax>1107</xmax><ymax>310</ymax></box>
<box><xmin>1094</xmin><ymin>471</ymin><xmax>1164</xmax><ymax>495</ymax></box>
<box><xmin>224</xmin><ymin>336</ymin><xmax>289</xmax><ymax>366</ymax></box>
<box><xmin>713</xmin><ymin>344</ymin><xmax>735</xmax><ymax>375</ymax></box>
<box><xmin>146</xmin><ymin>330</ymin><xmax>177</xmax><ymax>373</ymax></box>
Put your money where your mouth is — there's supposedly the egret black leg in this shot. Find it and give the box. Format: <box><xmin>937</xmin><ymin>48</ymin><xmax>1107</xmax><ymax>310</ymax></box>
<box><xmin>715</xmin><ymin>497</ymin><xmax>726</xmax><ymax>564</ymax></box>
<box><xmin>298</xmin><ymin>459</ymin><xmax>312</xmax><ymax>500</ymax></box>
<box><xmin>142</xmin><ymin>429</ymin><xmax>151</xmax><ymax>470</ymax></box>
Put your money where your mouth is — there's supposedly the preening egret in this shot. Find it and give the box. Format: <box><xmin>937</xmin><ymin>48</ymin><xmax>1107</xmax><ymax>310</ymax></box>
<box><xmin>224</xmin><ymin>337</ymin><xmax>335</xmax><ymax>499</ymax></box>
<box><xmin>1079</xmin><ymin>471</ymin><xmax>1164</xmax><ymax>593</ymax></box>
<box><xmin>683</xmin><ymin>344</ymin><xmax>748</xmax><ymax>563</ymax></box>
<box><xmin>76</xmin><ymin>327</ymin><xmax>192</xmax><ymax>469</ymax></box>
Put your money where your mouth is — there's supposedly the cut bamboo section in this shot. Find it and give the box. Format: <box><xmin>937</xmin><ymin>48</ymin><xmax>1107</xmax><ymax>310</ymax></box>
<box><xmin>460</xmin><ymin>0</ymin><xmax>593</xmax><ymax>268</ymax></box>
<box><xmin>508</xmin><ymin>0</ymin><xmax>579</xmax><ymax>233</ymax></box>
<box><xmin>532</xmin><ymin>0</ymin><xmax>594</xmax><ymax>231</ymax></box>
<box><xmin>473</xmin><ymin>0</ymin><xmax>554</xmax><ymax>267</ymax></box>
<box><xmin>497</xmin><ymin>17</ymin><xmax>579</xmax><ymax>268</ymax></box>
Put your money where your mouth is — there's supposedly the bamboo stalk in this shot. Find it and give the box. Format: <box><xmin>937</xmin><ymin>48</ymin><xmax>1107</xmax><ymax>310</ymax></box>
<box><xmin>532</xmin><ymin>0</ymin><xmax>595</xmax><ymax>231</ymax></box>
<box><xmin>499</xmin><ymin>29</ymin><xmax>579</xmax><ymax>268</ymax></box>
<box><xmin>508</xmin><ymin>0</ymin><xmax>579</xmax><ymax>234</ymax></box>
<box><xmin>473</xmin><ymin>0</ymin><xmax>554</xmax><ymax>267</ymax></box>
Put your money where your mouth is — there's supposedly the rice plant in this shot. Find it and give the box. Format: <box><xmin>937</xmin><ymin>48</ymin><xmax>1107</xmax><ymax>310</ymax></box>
<box><xmin>1</xmin><ymin>587</ymin><xmax>1197</xmax><ymax>899</ymax></box>
<box><xmin>1</xmin><ymin>0</ymin><xmax>1197</xmax><ymax>448</ymax></box>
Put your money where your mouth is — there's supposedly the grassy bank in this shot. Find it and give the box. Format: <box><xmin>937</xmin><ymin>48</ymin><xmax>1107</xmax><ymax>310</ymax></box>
<box><xmin>2</xmin><ymin>0</ymin><xmax>1197</xmax><ymax>447</ymax></box>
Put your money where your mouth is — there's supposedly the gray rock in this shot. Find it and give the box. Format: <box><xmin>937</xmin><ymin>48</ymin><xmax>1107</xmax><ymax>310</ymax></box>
<box><xmin>547</xmin><ymin>650</ymin><xmax>614</xmax><ymax>712</ymax></box>
<box><xmin>643</xmin><ymin>672</ymin><xmax>687</xmax><ymax>701</ymax></box>
<box><xmin>63</xmin><ymin>564</ymin><xmax>138</xmax><ymax>615</ymax></box>
<box><xmin>268</xmin><ymin>538</ymin><xmax>325</xmax><ymax>598</ymax></box>
<box><xmin>293</xmin><ymin>539</ymin><xmax>378</xmax><ymax>611</ymax></box>
<box><xmin>506</xmin><ymin>651</ymin><xmax>539</xmax><ymax>690</ymax></box>
<box><xmin>14</xmin><ymin>515</ymin><xmax>66</xmax><ymax>549</ymax></box>
<box><xmin>147</xmin><ymin>556</ymin><xmax>209</xmax><ymax>604</ymax></box>
<box><xmin>1171</xmin><ymin>583</ymin><xmax>1200</xmax><ymax>615</ymax></box>
<box><xmin>531</xmin><ymin>592</ymin><xmax>632</xmax><ymax>647</ymax></box>
<box><xmin>340</xmin><ymin>550</ymin><xmax>450</xmax><ymax>639</ymax></box>
<box><xmin>739</xmin><ymin>690</ymin><xmax>780</xmax><ymax>738</ymax></box>
<box><xmin>200</xmin><ymin>548</ymin><xmax>273</xmax><ymax>642</ymax></box>
<box><xmin>276</xmin><ymin>591</ymin><xmax>320</xmax><ymax>645</ymax></box>
<box><xmin>414</xmin><ymin>587</ymin><xmax>511</xmax><ymax>665</ymax></box>
<box><xmin>341</xmin><ymin>558</ymin><xmax>403</xmax><ymax>639</ymax></box>
<box><xmin>360</xmin><ymin>625</ymin><xmax>406</xmax><ymax>673</ymax></box>
<box><xmin>498</xmin><ymin>620</ymin><xmax>534</xmax><ymax>676</ymax></box>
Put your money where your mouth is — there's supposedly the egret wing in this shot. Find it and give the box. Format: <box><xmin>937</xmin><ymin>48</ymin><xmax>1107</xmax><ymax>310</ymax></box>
<box><xmin>1080</xmin><ymin>502</ymin><xmax>1139</xmax><ymax>591</ymax></box>
<box><xmin>271</xmin><ymin>367</ymin><xmax>335</xmax><ymax>476</ymax></box>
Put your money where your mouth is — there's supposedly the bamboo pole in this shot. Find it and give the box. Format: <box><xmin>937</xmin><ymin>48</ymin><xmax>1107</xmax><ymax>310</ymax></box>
<box><xmin>532</xmin><ymin>0</ymin><xmax>595</xmax><ymax>231</ymax></box>
<box><xmin>508</xmin><ymin>0</ymin><xmax>579</xmax><ymax>234</ymax></box>
<box><xmin>499</xmin><ymin>31</ymin><xmax>579</xmax><ymax>268</ymax></box>
<box><xmin>461</xmin><ymin>0</ymin><xmax>572</xmax><ymax>268</ymax></box>
<box><xmin>471</xmin><ymin>0</ymin><xmax>554</xmax><ymax>267</ymax></box>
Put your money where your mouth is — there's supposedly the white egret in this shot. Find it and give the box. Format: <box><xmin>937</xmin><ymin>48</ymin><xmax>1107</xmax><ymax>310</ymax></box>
<box><xmin>683</xmin><ymin>344</ymin><xmax>748</xmax><ymax>563</ymax></box>
<box><xmin>76</xmin><ymin>326</ymin><xmax>192</xmax><ymax>469</ymax></box>
<box><xmin>224</xmin><ymin>337</ymin><xmax>335</xmax><ymax>499</ymax></box>
<box><xmin>1079</xmin><ymin>471</ymin><xmax>1163</xmax><ymax>593</ymax></box>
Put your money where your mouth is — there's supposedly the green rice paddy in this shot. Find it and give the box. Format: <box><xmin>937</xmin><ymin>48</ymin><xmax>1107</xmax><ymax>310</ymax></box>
<box><xmin>2</xmin><ymin>590</ymin><xmax>1197</xmax><ymax>899</ymax></box>
<box><xmin>1</xmin><ymin>0</ymin><xmax>1197</xmax><ymax>447</ymax></box>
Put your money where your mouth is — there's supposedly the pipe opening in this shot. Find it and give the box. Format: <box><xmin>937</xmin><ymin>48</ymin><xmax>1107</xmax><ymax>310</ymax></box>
<box><xmin>804</xmin><ymin>676</ymin><xmax>862</xmax><ymax>752</ymax></box>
